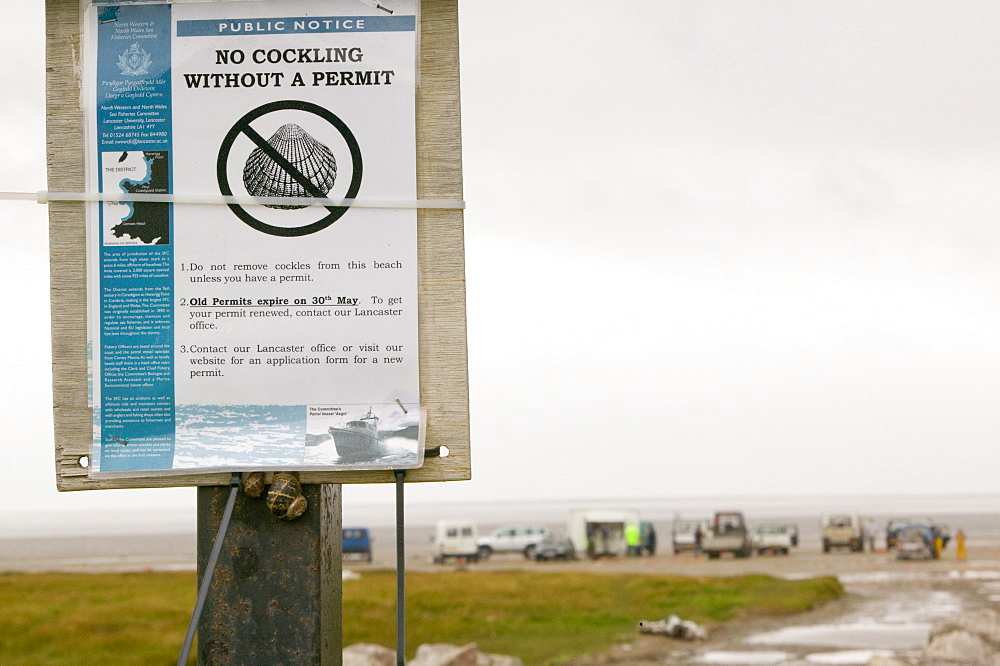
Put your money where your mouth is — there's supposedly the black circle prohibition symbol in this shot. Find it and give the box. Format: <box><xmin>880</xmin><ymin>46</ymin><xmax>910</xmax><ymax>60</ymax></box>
<box><xmin>217</xmin><ymin>100</ymin><xmax>363</xmax><ymax>237</ymax></box>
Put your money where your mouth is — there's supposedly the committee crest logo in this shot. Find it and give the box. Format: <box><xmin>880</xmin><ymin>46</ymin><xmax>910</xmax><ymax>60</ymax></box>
<box><xmin>118</xmin><ymin>43</ymin><xmax>152</xmax><ymax>77</ymax></box>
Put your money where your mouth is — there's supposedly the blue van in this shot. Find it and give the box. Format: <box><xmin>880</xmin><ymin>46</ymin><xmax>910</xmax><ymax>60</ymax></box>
<box><xmin>343</xmin><ymin>528</ymin><xmax>372</xmax><ymax>562</ymax></box>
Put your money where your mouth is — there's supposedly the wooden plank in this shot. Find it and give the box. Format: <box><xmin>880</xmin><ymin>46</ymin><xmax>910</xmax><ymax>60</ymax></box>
<box><xmin>47</xmin><ymin>0</ymin><xmax>470</xmax><ymax>490</ymax></box>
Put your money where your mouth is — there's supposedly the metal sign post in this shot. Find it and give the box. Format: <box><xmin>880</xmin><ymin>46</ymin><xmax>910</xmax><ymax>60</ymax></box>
<box><xmin>195</xmin><ymin>482</ymin><xmax>342</xmax><ymax>664</ymax></box>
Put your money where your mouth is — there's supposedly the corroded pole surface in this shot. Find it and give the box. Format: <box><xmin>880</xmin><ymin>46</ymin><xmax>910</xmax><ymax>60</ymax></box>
<box><xmin>197</xmin><ymin>484</ymin><xmax>342</xmax><ymax>665</ymax></box>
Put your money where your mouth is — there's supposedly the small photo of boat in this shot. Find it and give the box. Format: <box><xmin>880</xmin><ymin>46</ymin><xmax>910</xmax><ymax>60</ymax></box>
<box><xmin>304</xmin><ymin>402</ymin><xmax>422</xmax><ymax>468</ymax></box>
<box><xmin>327</xmin><ymin>407</ymin><xmax>389</xmax><ymax>462</ymax></box>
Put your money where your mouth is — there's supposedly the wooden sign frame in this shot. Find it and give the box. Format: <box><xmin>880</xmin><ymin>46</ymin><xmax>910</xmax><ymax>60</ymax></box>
<box><xmin>47</xmin><ymin>0</ymin><xmax>470</xmax><ymax>490</ymax></box>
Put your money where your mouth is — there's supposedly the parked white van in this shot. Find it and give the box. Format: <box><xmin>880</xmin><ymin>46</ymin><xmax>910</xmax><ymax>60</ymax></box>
<box><xmin>432</xmin><ymin>520</ymin><xmax>479</xmax><ymax>564</ymax></box>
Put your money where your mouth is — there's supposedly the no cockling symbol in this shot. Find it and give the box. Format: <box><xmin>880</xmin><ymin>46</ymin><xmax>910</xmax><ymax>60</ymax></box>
<box><xmin>216</xmin><ymin>100</ymin><xmax>364</xmax><ymax>237</ymax></box>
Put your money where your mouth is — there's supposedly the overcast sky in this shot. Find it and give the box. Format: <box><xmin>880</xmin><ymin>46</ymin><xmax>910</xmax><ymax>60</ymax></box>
<box><xmin>3</xmin><ymin>1</ymin><xmax>1000</xmax><ymax>522</ymax></box>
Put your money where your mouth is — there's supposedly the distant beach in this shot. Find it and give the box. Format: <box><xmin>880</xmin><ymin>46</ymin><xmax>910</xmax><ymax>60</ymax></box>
<box><xmin>2</xmin><ymin>493</ymin><xmax>998</xmax><ymax>573</ymax></box>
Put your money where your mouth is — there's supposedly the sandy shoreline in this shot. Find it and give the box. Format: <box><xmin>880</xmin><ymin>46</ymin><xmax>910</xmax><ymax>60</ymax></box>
<box><xmin>3</xmin><ymin>497</ymin><xmax>997</xmax><ymax>578</ymax></box>
<box><xmin>1</xmin><ymin>524</ymin><xmax>995</xmax><ymax>576</ymax></box>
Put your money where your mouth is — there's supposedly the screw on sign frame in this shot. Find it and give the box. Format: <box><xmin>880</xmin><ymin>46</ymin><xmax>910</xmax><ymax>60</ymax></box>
<box><xmin>217</xmin><ymin>99</ymin><xmax>364</xmax><ymax>237</ymax></box>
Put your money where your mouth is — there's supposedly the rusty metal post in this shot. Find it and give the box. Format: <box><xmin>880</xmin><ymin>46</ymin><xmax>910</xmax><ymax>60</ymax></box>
<box><xmin>197</xmin><ymin>483</ymin><xmax>342</xmax><ymax>665</ymax></box>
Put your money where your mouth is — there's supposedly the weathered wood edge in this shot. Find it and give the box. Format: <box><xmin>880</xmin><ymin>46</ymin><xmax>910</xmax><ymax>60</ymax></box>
<box><xmin>48</xmin><ymin>0</ymin><xmax>471</xmax><ymax>490</ymax></box>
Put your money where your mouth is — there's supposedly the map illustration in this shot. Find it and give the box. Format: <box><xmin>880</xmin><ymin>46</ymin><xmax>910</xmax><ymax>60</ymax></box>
<box><xmin>101</xmin><ymin>151</ymin><xmax>170</xmax><ymax>245</ymax></box>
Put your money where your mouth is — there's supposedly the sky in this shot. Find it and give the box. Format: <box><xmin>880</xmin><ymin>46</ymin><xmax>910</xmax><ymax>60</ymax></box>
<box><xmin>3</xmin><ymin>1</ymin><xmax>1000</xmax><ymax>524</ymax></box>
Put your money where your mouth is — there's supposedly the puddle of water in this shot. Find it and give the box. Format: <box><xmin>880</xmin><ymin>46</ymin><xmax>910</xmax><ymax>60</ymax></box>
<box><xmin>705</xmin><ymin>568</ymin><xmax>996</xmax><ymax>664</ymax></box>
<box><xmin>804</xmin><ymin>650</ymin><xmax>894</xmax><ymax>664</ymax></box>
<box><xmin>746</xmin><ymin>621</ymin><xmax>932</xmax><ymax>650</ymax></box>
<box><xmin>698</xmin><ymin>651</ymin><xmax>791</xmax><ymax>664</ymax></box>
<box><xmin>877</xmin><ymin>590</ymin><xmax>963</xmax><ymax>623</ymax></box>
<box><xmin>975</xmin><ymin>577</ymin><xmax>1000</xmax><ymax>603</ymax></box>
<box><xmin>950</xmin><ymin>569</ymin><xmax>1000</xmax><ymax>580</ymax></box>
<box><xmin>838</xmin><ymin>571</ymin><xmax>938</xmax><ymax>584</ymax></box>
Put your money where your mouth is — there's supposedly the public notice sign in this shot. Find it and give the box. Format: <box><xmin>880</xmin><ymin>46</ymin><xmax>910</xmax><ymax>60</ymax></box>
<box><xmin>83</xmin><ymin>0</ymin><xmax>423</xmax><ymax>475</ymax></box>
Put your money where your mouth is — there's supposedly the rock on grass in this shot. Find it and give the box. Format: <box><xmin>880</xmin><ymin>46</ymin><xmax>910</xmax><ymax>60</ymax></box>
<box><xmin>343</xmin><ymin>642</ymin><xmax>523</xmax><ymax>666</ymax></box>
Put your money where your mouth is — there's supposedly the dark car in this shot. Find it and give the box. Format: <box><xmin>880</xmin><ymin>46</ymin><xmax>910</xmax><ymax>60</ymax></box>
<box><xmin>886</xmin><ymin>519</ymin><xmax>907</xmax><ymax>549</ymax></box>
<box><xmin>887</xmin><ymin>519</ymin><xmax>951</xmax><ymax>551</ymax></box>
<box><xmin>533</xmin><ymin>536</ymin><xmax>575</xmax><ymax>561</ymax></box>
<box><xmin>342</xmin><ymin>527</ymin><xmax>372</xmax><ymax>562</ymax></box>
<box><xmin>896</xmin><ymin>523</ymin><xmax>937</xmax><ymax>560</ymax></box>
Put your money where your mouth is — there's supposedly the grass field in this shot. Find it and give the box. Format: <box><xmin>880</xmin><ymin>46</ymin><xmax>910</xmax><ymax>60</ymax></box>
<box><xmin>0</xmin><ymin>570</ymin><xmax>842</xmax><ymax>665</ymax></box>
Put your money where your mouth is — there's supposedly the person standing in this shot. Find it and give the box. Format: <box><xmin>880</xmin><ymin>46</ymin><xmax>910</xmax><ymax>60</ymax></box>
<box><xmin>643</xmin><ymin>523</ymin><xmax>657</xmax><ymax>556</ymax></box>
<box><xmin>625</xmin><ymin>522</ymin><xmax>641</xmax><ymax>557</ymax></box>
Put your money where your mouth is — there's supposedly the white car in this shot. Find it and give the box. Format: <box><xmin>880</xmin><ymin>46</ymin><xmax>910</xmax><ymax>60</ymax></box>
<box><xmin>476</xmin><ymin>525</ymin><xmax>550</xmax><ymax>559</ymax></box>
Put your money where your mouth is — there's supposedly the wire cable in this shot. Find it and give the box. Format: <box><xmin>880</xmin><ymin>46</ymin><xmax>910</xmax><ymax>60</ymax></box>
<box><xmin>395</xmin><ymin>469</ymin><xmax>406</xmax><ymax>665</ymax></box>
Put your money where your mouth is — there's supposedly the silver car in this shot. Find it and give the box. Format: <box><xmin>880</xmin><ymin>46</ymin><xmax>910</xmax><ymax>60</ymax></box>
<box><xmin>476</xmin><ymin>524</ymin><xmax>550</xmax><ymax>559</ymax></box>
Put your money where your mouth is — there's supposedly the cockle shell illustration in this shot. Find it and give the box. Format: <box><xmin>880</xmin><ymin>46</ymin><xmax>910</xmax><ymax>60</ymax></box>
<box><xmin>243</xmin><ymin>123</ymin><xmax>337</xmax><ymax>209</ymax></box>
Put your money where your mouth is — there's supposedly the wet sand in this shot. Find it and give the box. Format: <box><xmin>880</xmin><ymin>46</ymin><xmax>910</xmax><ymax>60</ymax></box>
<box><xmin>4</xmin><ymin>495</ymin><xmax>998</xmax><ymax>575</ymax></box>
<box><xmin>1</xmin><ymin>519</ymin><xmax>995</xmax><ymax>577</ymax></box>
<box><xmin>0</xmin><ymin>533</ymin><xmax>197</xmax><ymax>573</ymax></box>
<box><xmin>409</xmin><ymin>542</ymin><xmax>1000</xmax><ymax>577</ymax></box>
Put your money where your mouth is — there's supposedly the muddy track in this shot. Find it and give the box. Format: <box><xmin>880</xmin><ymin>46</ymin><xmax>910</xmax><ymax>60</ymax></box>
<box><xmin>558</xmin><ymin>565</ymin><xmax>998</xmax><ymax>664</ymax></box>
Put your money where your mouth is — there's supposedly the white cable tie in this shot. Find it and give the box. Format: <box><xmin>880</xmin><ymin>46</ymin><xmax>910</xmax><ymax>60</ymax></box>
<box><xmin>0</xmin><ymin>191</ymin><xmax>465</xmax><ymax>210</ymax></box>
<box><xmin>0</xmin><ymin>191</ymin><xmax>43</xmax><ymax>203</ymax></box>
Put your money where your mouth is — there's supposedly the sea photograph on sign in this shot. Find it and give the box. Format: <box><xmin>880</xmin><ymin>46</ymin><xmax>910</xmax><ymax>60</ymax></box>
<box><xmin>83</xmin><ymin>0</ymin><xmax>423</xmax><ymax>475</ymax></box>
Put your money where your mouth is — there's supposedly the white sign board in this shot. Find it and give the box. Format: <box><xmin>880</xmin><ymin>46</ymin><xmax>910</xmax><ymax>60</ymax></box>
<box><xmin>84</xmin><ymin>0</ymin><xmax>424</xmax><ymax>475</ymax></box>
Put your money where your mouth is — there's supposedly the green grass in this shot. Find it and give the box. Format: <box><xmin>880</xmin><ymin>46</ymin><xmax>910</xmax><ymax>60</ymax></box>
<box><xmin>0</xmin><ymin>570</ymin><xmax>842</xmax><ymax>665</ymax></box>
<box><xmin>345</xmin><ymin>571</ymin><xmax>843</xmax><ymax>664</ymax></box>
<box><xmin>0</xmin><ymin>572</ymin><xmax>196</xmax><ymax>665</ymax></box>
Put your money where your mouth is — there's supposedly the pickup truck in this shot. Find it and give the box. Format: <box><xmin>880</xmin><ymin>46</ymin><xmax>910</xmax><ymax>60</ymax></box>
<box><xmin>751</xmin><ymin>523</ymin><xmax>793</xmax><ymax>555</ymax></box>
<box><xmin>702</xmin><ymin>511</ymin><xmax>753</xmax><ymax>559</ymax></box>
<box><xmin>672</xmin><ymin>518</ymin><xmax>710</xmax><ymax>554</ymax></box>
<box><xmin>821</xmin><ymin>513</ymin><xmax>864</xmax><ymax>552</ymax></box>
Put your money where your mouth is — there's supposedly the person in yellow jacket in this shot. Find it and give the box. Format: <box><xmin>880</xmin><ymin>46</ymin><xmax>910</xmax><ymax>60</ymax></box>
<box><xmin>625</xmin><ymin>522</ymin><xmax>641</xmax><ymax>557</ymax></box>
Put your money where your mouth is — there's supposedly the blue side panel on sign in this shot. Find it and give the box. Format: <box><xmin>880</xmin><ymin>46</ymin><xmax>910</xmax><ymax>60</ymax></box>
<box><xmin>95</xmin><ymin>3</ymin><xmax>176</xmax><ymax>471</ymax></box>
